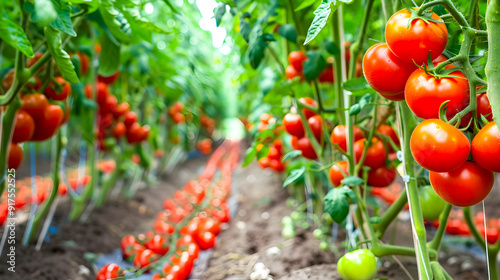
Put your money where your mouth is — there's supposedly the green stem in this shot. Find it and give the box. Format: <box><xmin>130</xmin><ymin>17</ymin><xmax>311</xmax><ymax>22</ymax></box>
<box><xmin>0</xmin><ymin>97</ymin><xmax>21</xmax><ymax>186</ymax></box>
<box><xmin>95</xmin><ymin>147</ymin><xmax>122</xmax><ymax>206</ymax></box>
<box><xmin>428</xmin><ymin>203</ymin><xmax>452</xmax><ymax>251</ymax></box>
<box><xmin>372</xmin><ymin>244</ymin><xmax>416</xmax><ymax>257</ymax></box>
<box><xmin>486</xmin><ymin>0</ymin><xmax>500</xmax><ymax>132</ymax></box>
<box><xmin>331</xmin><ymin>9</ymin><xmax>345</xmax><ymax>125</ymax></box>
<box><xmin>463</xmin><ymin>207</ymin><xmax>486</xmax><ymax>249</ymax></box>
<box><xmin>29</xmin><ymin>131</ymin><xmax>62</xmax><ymax>242</ymax></box>
<box><xmin>375</xmin><ymin>189</ymin><xmax>408</xmax><ymax>238</ymax></box>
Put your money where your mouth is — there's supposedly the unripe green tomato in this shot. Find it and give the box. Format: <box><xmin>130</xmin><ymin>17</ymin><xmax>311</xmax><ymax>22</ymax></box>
<box><xmin>322</xmin><ymin>213</ymin><xmax>334</xmax><ymax>225</ymax></box>
<box><xmin>300</xmin><ymin>221</ymin><xmax>311</xmax><ymax>229</ymax></box>
<box><xmin>291</xmin><ymin>211</ymin><xmax>306</xmax><ymax>221</ymax></box>
<box><xmin>286</xmin><ymin>198</ymin><xmax>297</xmax><ymax>208</ymax></box>
<box><xmin>337</xmin><ymin>249</ymin><xmax>377</xmax><ymax>280</ymax></box>
<box><xmin>282</xmin><ymin>226</ymin><xmax>296</xmax><ymax>239</ymax></box>
<box><xmin>313</xmin><ymin>228</ymin><xmax>323</xmax><ymax>239</ymax></box>
<box><xmin>419</xmin><ymin>185</ymin><xmax>447</xmax><ymax>220</ymax></box>
<box><xmin>281</xmin><ymin>216</ymin><xmax>293</xmax><ymax>226</ymax></box>
<box><xmin>319</xmin><ymin>241</ymin><xmax>329</xmax><ymax>251</ymax></box>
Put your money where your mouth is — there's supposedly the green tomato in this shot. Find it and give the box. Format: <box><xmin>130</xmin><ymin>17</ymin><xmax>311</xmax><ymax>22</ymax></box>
<box><xmin>282</xmin><ymin>226</ymin><xmax>296</xmax><ymax>239</ymax></box>
<box><xmin>337</xmin><ymin>249</ymin><xmax>377</xmax><ymax>280</ymax></box>
<box><xmin>281</xmin><ymin>216</ymin><xmax>293</xmax><ymax>226</ymax></box>
<box><xmin>419</xmin><ymin>185</ymin><xmax>447</xmax><ymax>220</ymax></box>
<box><xmin>313</xmin><ymin>228</ymin><xmax>323</xmax><ymax>239</ymax></box>
<box><xmin>319</xmin><ymin>241</ymin><xmax>329</xmax><ymax>251</ymax></box>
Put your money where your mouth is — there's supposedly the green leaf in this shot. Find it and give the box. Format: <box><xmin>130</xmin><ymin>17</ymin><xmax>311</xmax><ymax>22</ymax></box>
<box><xmin>242</xmin><ymin>146</ymin><xmax>257</xmax><ymax>167</ymax></box>
<box><xmin>0</xmin><ymin>14</ymin><xmax>34</xmax><ymax>58</ymax></box>
<box><xmin>278</xmin><ymin>24</ymin><xmax>297</xmax><ymax>43</ymax></box>
<box><xmin>304</xmin><ymin>0</ymin><xmax>354</xmax><ymax>45</ymax></box>
<box><xmin>263</xmin><ymin>80</ymin><xmax>295</xmax><ymax>104</ymax></box>
<box><xmin>349</xmin><ymin>93</ymin><xmax>372</xmax><ymax>116</ymax></box>
<box><xmin>322</xmin><ymin>40</ymin><xmax>340</xmax><ymax>55</ymax></box>
<box><xmin>123</xmin><ymin>8</ymin><xmax>169</xmax><ymax>36</ymax></box>
<box><xmin>248</xmin><ymin>35</ymin><xmax>268</xmax><ymax>69</ymax></box>
<box><xmin>100</xmin><ymin>0</ymin><xmax>131</xmax><ymax>44</ymax></box>
<box><xmin>25</xmin><ymin>0</ymin><xmax>76</xmax><ymax>36</ymax></box>
<box><xmin>239</xmin><ymin>19</ymin><xmax>251</xmax><ymax>43</ymax></box>
<box><xmin>34</xmin><ymin>0</ymin><xmax>57</xmax><ymax>27</ymax></box>
<box><xmin>341</xmin><ymin>176</ymin><xmax>364</xmax><ymax>187</ymax></box>
<box><xmin>283</xmin><ymin>166</ymin><xmax>306</xmax><ymax>187</ymax></box>
<box><xmin>214</xmin><ymin>2</ymin><xmax>226</xmax><ymax>27</ymax></box>
<box><xmin>343</xmin><ymin>77</ymin><xmax>371</xmax><ymax>91</ymax></box>
<box><xmin>282</xmin><ymin>150</ymin><xmax>302</xmax><ymax>162</ymax></box>
<box><xmin>98</xmin><ymin>34</ymin><xmax>121</xmax><ymax>76</ymax></box>
<box><xmin>44</xmin><ymin>26</ymin><xmax>79</xmax><ymax>84</ymax></box>
<box><xmin>295</xmin><ymin>0</ymin><xmax>317</xmax><ymax>11</ymax></box>
<box><xmin>257</xmin><ymin>145</ymin><xmax>269</xmax><ymax>160</ymax></box>
<box><xmin>324</xmin><ymin>186</ymin><xmax>355</xmax><ymax>224</ymax></box>
<box><xmin>70</xmin><ymin>0</ymin><xmax>99</xmax><ymax>13</ymax></box>
<box><xmin>303</xmin><ymin>50</ymin><xmax>326</xmax><ymax>81</ymax></box>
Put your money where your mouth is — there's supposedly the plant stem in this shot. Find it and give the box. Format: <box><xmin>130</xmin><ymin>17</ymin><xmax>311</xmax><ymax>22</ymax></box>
<box><xmin>375</xmin><ymin>189</ymin><xmax>407</xmax><ymax>238</ymax></box>
<box><xmin>96</xmin><ymin>147</ymin><xmax>122</xmax><ymax>206</ymax></box>
<box><xmin>0</xmin><ymin>97</ymin><xmax>21</xmax><ymax>187</ymax></box>
<box><xmin>428</xmin><ymin>203</ymin><xmax>452</xmax><ymax>251</ymax></box>
<box><xmin>486</xmin><ymin>0</ymin><xmax>500</xmax><ymax>132</ymax></box>
<box><xmin>331</xmin><ymin>9</ymin><xmax>345</xmax><ymax>125</ymax></box>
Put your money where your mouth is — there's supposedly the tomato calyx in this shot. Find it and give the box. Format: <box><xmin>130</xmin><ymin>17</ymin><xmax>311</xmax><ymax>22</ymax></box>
<box><xmin>405</xmin><ymin>4</ymin><xmax>445</xmax><ymax>27</ymax></box>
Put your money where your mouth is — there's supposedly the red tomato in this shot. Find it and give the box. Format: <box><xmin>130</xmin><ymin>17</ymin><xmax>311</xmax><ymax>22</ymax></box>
<box><xmin>112</xmin><ymin>122</ymin><xmax>126</xmax><ymax>139</ymax></box>
<box><xmin>298</xmin><ymin>97</ymin><xmax>318</xmax><ymax>119</ymax></box>
<box><xmin>286</xmin><ymin>65</ymin><xmax>302</xmax><ymax>80</ymax></box>
<box><xmin>196</xmin><ymin>231</ymin><xmax>216</xmax><ymax>250</ymax></box>
<box><xmin>144</xmin><ymin>234</ymin><xmax>170</xmax><ymax>255</ymax></box>
<box><xmin>26</xmin><ymin>52</ymin><xmax>44</xmax><ymax>68</ymax></box>
<box><xmin>8</xmin><ymin>143</ymin><xmax>23</xmax><ymax>169</ymax></box>
<box><xmin>446</xmin><ymin>219</ymin><xmax>461</xmax><ymax>235</ymax></box>
<box><xmin>113</xmin><ymin>102</ymin><xmax>130</xmax><ymax>119</ymax></box>
<box><xmin>273</xmin><ymin>139</ymin><xmax>283</xmax><ymax>152</ymax></box>
<box><xmin>283</xmin><ymin>113</ymin><xmax>304</xmax><ymax>138</ymax></box>
<box><xmin>367</xmin><ymin>164</ymin><xmax>396</xmax><ymax>188</ymax></box>
<box><xmin>329</xmin><ymin>161</ymin><xmax>349</xmax><ymax>187</ymax></box>
<box><xmin>410</xmin><ymin>119</ymin><xmax>470</xmax><ymax>172</ymax></box>
<box><xmin>354</xmin><ymin>138</ymin><xmax>387</xmax><ymax>169</ymax></box>
<box><xmin>96</xmin><ymin>264</ymin><xmax>123</xmax><ymax>280</ymax></box>
<box><xmin>199</xmin><ymin>218</ymin><xmax>221</xmax><ymax>236</ymax></box>
<box><xmin>267</xmin><ymin>146</ymin><xmax>281</xmax><ymax>160</ymax></box>
<box><xmin>31</xmin><ymin>104</ymin><xmax>64</xmax><ymax>141</ymax></box>
<box><xmin>295</xmin><ymin>137</ymin><xmax>317</xmax><ymax>160</ymax></box>
<box><xmin>140</xmin><ymin>125</ymin><xmax>150</xmax><ymax>142</ymax></box>
<box><xmin>472</xmin><ymin>121</ymin><xmax>500</xmax><ymax>172</ymax></box>
<box><xmin>25</xmin><ymin>76</ymin><xmax>42</xmax><ymax>92</ymax></box>
<box><xmin>45</xmin><ymin>77</ymin><xmax>71</xmax><ymax>100</ymax></box>
<box><xmin>479</xmin><ymin>227</ymin><xmax>500</xmax><ymax>244</ymax></box>
<box><xmin>430</xmin><ymin>161</ymin><xmax>494</xmax><ymax>207</ymax></box>
<box><xmin>259</xmin><ymin>113</ymin><xmax>272</xmax><ymax>124</ymax></box>
<box><xmin>85</xmin><ymin>82</ymin><xmax>109</xmax><ymax>105</ymax></box>
<box><xmin>269</xmin><ymin>159</ymin><xmax>285</xmax><ymax>172</ymax></box>
<box><xmin>12</xmin><ymin>109</ymin><xmax>35</xmax><ymax>143</ymax></box>
<box><xmin>406</xmin><ymin>68</ymin><xmax>470</xmax><ymax>122</ymax></box>
<box><xmin>154</xmin><ymin>219</ymin><xmax>175</xmax><ymax>235</ymax></box>
<box><xmin>124</xmin><ymin>111</ymin><xmax>138</xmax><ymax>128</ymax></box>
<box><xmin>288</xmin><ymin>51</ymin><xmax>307</xmax><ymax>72</ymax></box>
<box><xmin>331</xmin><ymin>125</ymin><xmax>364</xmax><ymax>152</ymax></box>
<box><xmin>319</xmin><ymin>65</ymin><xmax>334</xmax><ymax>83</ymax></box>
<box><xmin>76</xmin><ymin>52</ymin><xmax>89</xmax><ymax>76</ymax></box>
<box><xmin>308</xmin><ymin>115</ymin><xmax>323</xmax><ymax>142</ymax></box>
<box><xmin>1</xmin><ymin>69</ymin><xmax>14</xmax><ymax>91</ymax></box>
<box><xmin>258</xmin><ymin>157</ymin><xmax>270</xmax><ymax>169</ymax></box>
<box><xmin>362</xmin><ymin>43</ymin><xmax>417</xmax><ymax>97</ymax></box>
<box><xmin>477</xmin><ymin>93</ymin><xmax>493</xmax><ymax>121</ymax></box>
<box><xmin>376</xmin><ymin>124</ymin><xmax>399</xmax><ymax>147</ymax></box>
<box><xmin>100</xmin><ymin>95</ymin><xmax>118</xmax><ymax>115</ymax></box>
<box><xmin>290</xmin><ymin>136</ymin><xmax>299</xmax><ymax>150</ymax></box>
<box><xmin>386</xmin><ymin>9</ymin><xmax>448</xmax><ymax>65</ymax></box>
<box><xmin>98</xmin><ymin>71</ymin><xmax>120</xmax><ymax>84</ymax></box>
<box><xmin>21</xmin><ymin>93</ymin><xmax>49</xmax><ymax>119</ymax></box>
<box><xmin>133</xmin><ymin>249</ymin><xmax>160</xmax><ymax>268</ymax></box>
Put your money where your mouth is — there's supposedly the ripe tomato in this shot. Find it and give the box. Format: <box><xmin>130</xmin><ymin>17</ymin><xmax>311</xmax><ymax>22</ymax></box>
<box><xmin>126</xmin><ymin>123</ymin><xmax>143</xmax><ymax>144</ymax></box>
<box><xmin>121</xmin><ymin>235</ymin><xmax>139</xmax><ymax>255</ymax></box>
<box><xmin>410</xmin><ymin>119</ymin><xmax>470</xmax><ymax>172</ymax></box>
<box><xmin>96</xmin><ymin>264</ymin><xmax>123</xmax><ymax>280</ymax></box>
<box><xmin>477</xmin><ymin>93</ymin><xmax>493</xmax><ymax>121</ymax></box>
<box><xmin>98</xmin><ymin>70</ymin><xmax>120</xmax><ymax>84</ymax></box>
<box><xmin>144</xmin><ymin>234</ymin><xmax>170</xmax><ymax>255</ymax></box>
<box><xmin>283</xmin><ymin>113</ymin><xmax>304</xmax><ymax>138</ymax></box>
<box><xmin>308</xmin><ymin>115</ymin><xmax>323</xmax><ymax>142</ymax></box>
<box><xmin>100</xmin><ymin>95</ymin><xmax>118</xmax><ymax>115</ymax></box>
<box><xmin>196</xmin><ymin>231</ymin><xmax>216</xmax><ymax>250</ymax></box>
<box><xmin>85</xmin><ymin>82</ymin><xmax>109</xmax><ymax>104</ymax></box>
<box><xmin>386</xmin><ymin>9</ymin><xmax>448</xmax><ymax>65</ymax></box>
<box><xmin>331</xmin><ymin>125</ymin><xmax>364</xmax><ymax>152</ymax></box>
<box><xmin>112</xmin><ymin>122</ymin><xmax>126</xmax><ymax>139</ymax></box>
<box><xmin>376</xmin><ymin>124</ymin><xmax>399</xmax><ymax>147</ymax></box>
<box><xmin>25</xmin><ymin>76</ymin><xmax>42</xmax><ymax>92</ymax></box>
<box><xmin>45</xmin><ymin>77</ymin><xmax>71</xmax><ymax>100</ymax></box>
<box><xmin>31</xmin><ymin>104</ymin><xmax>64</xmax><ymax>141</ymax></box>
<box><xmin>8</xmin><ymin>143</ymin><xmax>23</xmax><ymax>169</ymax></box>
<box><xmin>472</xmin><ymin>121</ymin><xmax>500</xmax><ymax>172</ymax></box>
<box><xmin>267</xmin><ymin>146</ymin><xmax>281</xmax><ymax>161</ymax></box>
<box><xmin>1</xmin><ymin>69</ymin><xmax>14</xmax><ymax>90</ymax></box>
<box><xmin>258</xmin><ymin>157</ymin><xmax>270</xmax><ymax>169</ymax></box>
<box><xmin>318</xmin><ymin>65</ymin><xmax>334</xmax><ymax>83</ymax></box>
<box><xmin>12</xmin><ymin>109</ymin><xmax>35</xmax><ymax>143</ymax></box>
<box><xmin>362</xmin><ymin>43</ymin><xmax>416</xmax><ymax>97</ymax></box>
<box><xmin>419</xmin><ymin>185</ymin><xmax>447</xmax><ymax>221</ymax></box>
<box><xmin>406</xmin><ymin>68</ymin><xmax>469</xmax><ymax>121</ymax></box>
<box><xmin>430</xmin><ymin>161</ymin><xmax>494</xmax><ymax>207</ymax></box>
<box><xmin>295</xmin><ymin>137</ymin><xmax>317</xmax><ymax>160</ymax></box>
<box><xmin>112</xmin><ymin>102</ymin><xmax>130</xmax><ymax>119</ymax></box>
<box><xmin>286</xmin><ymin>65</ymin><xmax>302</xmax><ymax>80</ymax></box>
<box><xmin>270</xmin><ymin>159</ymin><xmax>285</xmax><ymax>172</ymax></box>
<box><xmin>139</xmin><ymin>125</ymin><xmax>150</xmax><ymax>142</ymax></box>
<box><xmin>354</xmin><ymin>138</ymin><xmax>387</xmax><ymax>169</ymax></box>
<box><xmin>367</xmin><ymin>164</ymin><xmax>396</xmax><ymax>188</ymax></box>
<box><xmin>133</xmin><ymin>249</ymin><xmax>160</xmax><ymax>268</ymax></box>
<box><xmin>329</xmin><ymin>161</ymin><xmax>349</xmax><ymax>187</ymax></box>
<box><xmin>288</xmin><ymin>51</ymin><xmax>307</xmax><ymax>72</ymax></box>
<box><xmin>199</xmin><ymin>218</ymin><xmax>221</xmax><ymax>236</ymax></box>
<box><xmin>26</xmin><ymin>52</ymin><xmax>44</xmax><ymax>68</ymax></box>
<box><xmin>21</xmin><ymin>93</ymin><xmax>49</xmax><ymax>119</ymax></box>
<box><xmin>298</xmin><ymin>97</ymin><xmax>317</xmax><ymax>119</ymax></box>
<box><xmin>76</xmin><ymin>52</ymin><xmax>89</xmax><ymax>76</ymax></box>
<box><xmin>124</xmin><ymin>111</ymin><xmax>138</xmax><ymax>128</ymax></box>
<box><xmin>337</xmin><ymin>249</ymin><xmax>377</xmax><ymax>280</ymax></box>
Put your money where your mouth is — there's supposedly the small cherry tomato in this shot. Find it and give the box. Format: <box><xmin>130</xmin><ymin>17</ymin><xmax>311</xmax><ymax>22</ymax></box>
<box><xmin>331</xmin><ymin>125</ymin><xmax>364</xmax><ymax>152</ymax></box>
<box><xmin>8</xmin><ymin>143</ymin><xmax>23</xmax><ymax>169</ymax></box>
<box><xmin>12</xmin><ymin>109</ymin><xmax>35</xmax><ymax>143</ymax></box>
<box><xmin>329</xmin><ymin>161</ymin><xmax>349</xmax><ymax>187</ymax></box>
<box><xmin>45</xmin><ymin>77</ymin><xmax>71</xmax><ymax>101</ymax></box>
<box><xmin>472</xmin><ymin>121</ymin><xmax>500</xmax><ymax>172</ymax></box>
<box><xmin>354</xmin><ymin>138</ymin><xmax>387</xmax><ymax>169</ymax></box>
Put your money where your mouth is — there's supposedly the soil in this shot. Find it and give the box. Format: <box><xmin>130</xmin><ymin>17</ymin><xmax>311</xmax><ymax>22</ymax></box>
<box><xmin>0</xmin><ymin>152</ymin><xmax>495</xmax><ymax>280</ymax></box>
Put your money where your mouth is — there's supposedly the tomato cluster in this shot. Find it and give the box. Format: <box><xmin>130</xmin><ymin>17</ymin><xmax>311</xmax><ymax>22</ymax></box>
<box><xmin>257</xmin><ymin>139</ymin><xmax>285</xmax><ymax>172</ymax></box>
<box><xmin>196</xmin><ymin>139</ymin><xmax>213</xmax><ymax>155</ymax></box>
<box><xmin>168</xmin><ymin>102</ymin><xmax>185</xmax><ymax>124</ymax></box>
<box><xmin>98</xmin><ymin>142</ymin><xmax>240</xmax><ymax>280</ymax></box>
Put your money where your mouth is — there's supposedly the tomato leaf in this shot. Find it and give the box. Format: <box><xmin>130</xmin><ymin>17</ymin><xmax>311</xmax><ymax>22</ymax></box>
<box><xmin>282</xmin><ymin>150</ymin><xmax>302</xmax><ymax>162</ymax></box>
<box><xmin>295</xmin><ymin>0</ymin><xmax>317</xmax><ymax>11</ymax></box>
<box><xmin>71</xmin><ymin>0</ymin><xmax>99</xmax><ymax>13</ymax></box>
<box><xmin>341</xmin><ymin>176</ymin><xmax>364</xmax><ymax>187</ymax></box>
<box><xmin>214</xmin><ymin>2</ymin><xmax>226</xmax><ymax>27</ymax></box>
<box><xmin>263</xmin><ymin>80</ymin><xmax>295</xmax><ymax>104</ymax></box>
<box><xmin>248</xmin><ymin>35</ymin><xmax>268</xmax><ymax>69</ymax></box>
<box><xmin>0</xmin><ymin>13</ymin><xmax>34</xmax><ymax>58</ymax></box>
<box><xmin>98</xmin><ymin>34</ymin><xmax>121</xmax><ymax>76</ymax></box>
<box><xmin>322</xmin><ymin>40</ymin><xmax>340</xmax><ymax>55</ymax></box>
<box><xmin>324</xmin><ymin>186</ymin><xmax>356</xmax><ymax>224</ymax></box>
<box><xmin>304</xmin><ymin>0</ymin><xmax>354</xmax><ymax>45</ymax></box>
<box><xmin>122</xmin><ymin>8</ymin><xmax>170</xmax><ymax>39</ymax></box>
<box><xmin>242</xmin><ymin>146</ymin><xmax>256</xmax><ymax>167</ymax></box>
<box><xmin>44</xmin><ymin>26</ymin><xmax>79</xmax><ymax>84</ymax></box>
<box><xmin>278</xmin><ymin>24</ymin><xmax>297</xmax><ymax>43</ymax></box>
<box><xmin>100</xmin><ymin>0</ymin><xmax>132</xmax><ymax>44</ymax></box>
<box><xmin>349</xmin><ymin>93</ymin><xmax>372</xmax><ymax>116</ymax></box>
<box><xmin>239</xmin><ymin>19</ymin><xmax>251</xmax><ymax>43</ymax></box>
<box><xmin>257</xmin><ymin>145</ymin><xmax>269</xmax><ymax>160</ymax></box>
<box><xmin>283</xmin><ymin>166</ymin><xmax>306</xmax><ymax>187</ymax></box>
<box><xmin>25</xmin><ymin>0</ymin><xmax>76</xmax><ymax>36</ymax></box>
<box><xmin>303</xmin><ymin>50</ymin><xmax>326</xmax><ymax>81</ymax></box>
